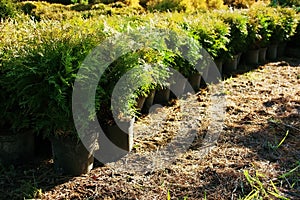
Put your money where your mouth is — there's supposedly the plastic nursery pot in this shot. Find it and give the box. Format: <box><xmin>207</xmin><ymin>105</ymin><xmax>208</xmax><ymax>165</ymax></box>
<box><xmin>286</xmin><ymin>47</ymin><xmax>300</xmax><ymax>59</ymax></box>
<box><xmin>267</xmin><ymin>43</ymin><xmax>278</xmax><ymax>60</ymax></box>
<box><xmin>188</xmin><ymin>73</ymin><xmax>201</xmax><ymax>92</ymax></box>
<box><xmin>170</xmin><ymin>76</ymin><xmax>188</xmax><ymax>99</ymax></box>
<box><xmin>223</xmin><ymin>54</ymin><xmax>239</xmax><ymax>73</ymax></box>
<box><xmin>135</xmin><ymin>95</ymin><xmax>146</xmax><ymax>113</ymax></box>
<box><xmin>244</xmin><ymin>49</ymin><xmax>259</xmax><ymax>65</ymax></box>
<box><xmin>0</xmin><ymin>130</ymin><xmax>34</xmax><ymax>165</ymax></box>
<box><xmin>51</xmin><ymin>136</ymin><xmax>96</xmax><ymax>175</ymax></box>
<box><xmin>142</xmin><ymin>89</ymin><xmax>156</xmax><ymax>114</ymax></box>
<box><xmin>237</xmin><ymin>52</ymin><xmax>242</xmax><ymax>65</ymax></box>
<box><xmin>94</xmin><ymin>117</ymin><xmax>135</xmax><ymax>164</ymax></box>
<box><xmin>96</xmin><ymin>117</ymin><xmax>135</xmax><ymax>163</ymax></box>
<box><xmin>153</xmin><ymin>88</ymin><xmax>170</xmax><ymax>105</ymax></box>
<box><xmin>277</xmin><ymin>42</ymin><xmax>287</xmax><ymax>58</ymax></box>
<box><xmin>259</xmin><ymin>47</ymin><xmax>268</xmax><ymax>63</ymax></box>
<box><xmin>214</xmin><ymin>59</ymin><xmax>223</xmax><ymax>75</ymax></box>
<box><xmin>106</xmin><ymin>118</ymin><xmax>134</xmax><ymax>151</ymax></box>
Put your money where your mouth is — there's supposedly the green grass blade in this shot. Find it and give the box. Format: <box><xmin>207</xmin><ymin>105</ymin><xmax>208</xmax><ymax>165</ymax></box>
<box><xmin>277</xmin><ymin>130</ymin><xmax>289</xmax><ymax>148</ymax></box>
<box><xmin>279</xmin><ymin>162</ymin><xmax>300</xmax><ymax>179</ymax></box>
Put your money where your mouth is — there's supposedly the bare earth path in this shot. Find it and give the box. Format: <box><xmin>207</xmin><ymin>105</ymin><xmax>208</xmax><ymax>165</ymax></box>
<box><xmin>1</xmin><ymin>58</ymin><xmax>299</xmax><ymax>199</ymax></box>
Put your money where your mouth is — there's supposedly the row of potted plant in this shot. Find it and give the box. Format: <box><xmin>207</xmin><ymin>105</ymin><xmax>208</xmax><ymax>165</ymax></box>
<box><xmin>0</xmin><ymin>5</ymin><xmax>299</xmax><ymax>174</ymax></box>
<box><xmin>0</xmin><ymin>15</ymin><xmax>179</xmax><ymax>173</ymax></box>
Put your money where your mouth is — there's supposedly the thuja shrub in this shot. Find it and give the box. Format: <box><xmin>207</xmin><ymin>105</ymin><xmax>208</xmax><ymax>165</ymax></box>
<box><xmin>277</xmin><ymin>0</ymin><xmax>300</xmax><ymax>7</ymax></box>
<box><xmin>145</xmin><ymin>0</ymin><xmax>225</xmax><ymax>12</ymax></box>
<box><xmin>0</xmin><ymin>16</ymin><xmax>107</xmax><ymax>137</ymax></box>
<box><xmin>18</xmin><ymin>1</ymin><xmax>76</xmax><ymax>20</ymax></box>
<box><xmin>246</xmin><ymin>3</ymin><xmax>278</xmax><ymax>48</ymax></box>
<box><xmin>289</xmin><ymin>21</ymin><xmax>300</xmax><ymax>46</ymax></box>
<box><xmin>206</xmin><ymin>0</ymin><xmax>226</xmax><ymax>9</ymax></box>
<box><xmin>187</xmin><ymin>13</ymin><xmax>230</xmax><ymax>59</ymax></box>
<box><xmin>180</xmin><ymin>0</ymin><xmax>226</xmax><ymax>11</ymax></box>
<box><xmin>246</xmin><ymin>3</ymin><xmax>298</xmax><ymax>48</ymax></box>
<box><xmin>97</xmin><ymin>46</ymin><xmax>170</xmax><ymax>119</ymax></box>
<box><xmin>0</xmin><ymin>0</ymin><xmax>17</xmax><ymax>19</ymax></box>
<box><xmin>216</xmin><ymin>10</ymin><xmax>249</xmax><ymax>55</ymax></box>
<box><xmin>271</xmin><ymin>7</ymin><xmax>299</xmax><ymax>42</ymax></box>
<box><xmin>18</xmin><ymin>1</ymin><xmax>143</xmax><ymax>20</ymax></box>
<box><xmin>223</xmin><ymin>0</ymin><xmax>270</xmax><ymax>8</ymax></box>
<box><xmin>42</xmin><ymin>0</ymin><xmax>73</xmax><ymax>5</ymax></box>
<box><xmin>146</xmin><ymin>0</ymin><xmax>185</xmax><ymax>12</ymax></box>
<box><xmin>97</xmin><ymin>0</ymin><xmax>140</xmax><ymax>6</ymax></box>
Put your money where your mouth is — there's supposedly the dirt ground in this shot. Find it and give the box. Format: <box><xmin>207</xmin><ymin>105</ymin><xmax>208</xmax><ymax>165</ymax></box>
<box><xmin>0</xmin><ymin>57</ymin><xmax>299</xmax><ymax>200</ymax></box>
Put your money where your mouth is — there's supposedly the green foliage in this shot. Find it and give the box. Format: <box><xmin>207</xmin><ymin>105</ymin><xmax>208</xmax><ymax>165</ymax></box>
<box><xmin>87</xmin><ymin>46</ymin><xmax>155</xmax><ymax>121</ymax></box>
<box><xmin>40</xmin><ymin>0</ymin><xmax>73</xmax><ymax>5</ymax></box>
<box><xmin>145</xmin><ymin>0</ymin><xmax>225</xmax><ymax>12</ymax></box>
<box><xmin>146</xmin><ymin>0</ymin><xmax>185</xmax><ymax>12</ymax></box>
<box><xmin>246</xmin><ymin>3</ymin><xmax>298</xmax><ymax>47</ymax></box>
<box><xmin>97</xmin><ymin>47</ymin><xmax>171</xmax><ymax>119</ymax></box>
<box><xmin>290</xmin><ymin>19</ymin><xmax>300</xmax><ymax>46</ymax></box>
<box><xmin>276</xmin><ymin>0</ymin><xmax>300</xmax><ymax>7</ymax></box>
<box><xmin>247</xmin><ymin>3</ymin><xmax>278</xmax><ymax>48</ymax></box>
<box><xmin>217</xmin><ymin>10</ymin><xmax>249</xmax><ymax>54</ymax></box>
<box><xmin>0</xmin><ymin>16</ymin><xmax>106</xmax><ymax>137</ymax></box>
<box><xmin>20</xmin><ymin>2</ymin><xmax>37</xmax><ymax>15</ymax></box>
<box><xmin>18</xmin><ymin>1</ymin><xmax>74</xmax><ymax>20</ymax></box>
<box><xmin>187</xmin><ymin>13</ymin><xmax>230</xmax><ymax>59</ymax></box>
<box><xmin>223</xmin><ymin>0</ymin><xmax>271</xmax><ymax>8</ymax></box>
<box><xmin>1</xmin><ymin>4</ymin><xmax>300</xmax><ymax>137</ymax></box>
<box><xmin>271</xmin><ymin>7</ymin><xmax>299</xmax><ymax>42</ymax></box>
<box><xmin>0</xmin><ymin>0</ymin><xmax>17</xmax><ymax>19</ymax></box>
<box><xmin>95</xmin><ymin>0</ymin><xmax>140</xmax><ymax>6</ymax></box>
<box><xmin>18</xmin><ymin>1</ymin><xmax>144</xmax><ymax>20</ymax></box>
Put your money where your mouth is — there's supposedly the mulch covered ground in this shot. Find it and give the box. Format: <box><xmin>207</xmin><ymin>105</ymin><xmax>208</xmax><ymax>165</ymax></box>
<box><xmin>0</xmin><ymin>57</ymin><xmax>299</xmax><ymax>199</ymax></box>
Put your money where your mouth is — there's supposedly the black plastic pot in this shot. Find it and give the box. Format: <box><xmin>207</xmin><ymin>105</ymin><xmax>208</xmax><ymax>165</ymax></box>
<box><xmin>244</xmin><ymin>49</ymin><xmax>259</xmax><ymax>65</ymax></box>
<box><xmin>214</xmin><ymin>59</ymin><xmax>223</xmax><ymax>75</ymax></box>
<box><xmin>223</xmin><ymin>54</ymin><xmax>239</xmax><ymax>73</ymax></box>
<box><xmin>267</xmin><ymin>43</ymin><xmax>278</xmax><ymax>60</ymax></box>
<box><xmin>106</xmin><ymin>118</ymin><xmax>134</xmax><ymax>151</ymax></box>
<box><xmin>170</xmin><ymin>76</ymin><xmax>188</xmax><ymax>99</ymax></box>
<box><xmin>277</xmin><ymin>42</ymin><xmax>287</xmax><ymax>58</ymax></box>
<box><xmin>259</xmin><ymin>47</ymin><xmax>268</xmax><ymax>63</ymax></box>
<box><xmin>188</xmin><ymin>73</ymin><xmax>201</xmax><ymax>92</ymax></box>
<box><xmin>135</xmin><ymin>95</ymin><xmax>146</xmax><ymax>113</ymax></box>
<box><xmin>0</xmin><ymin>130</ymin><xmax>34</xmax><ymax>165</ymax></box>
<box><xmin>286</xmin><ymin>47</ymin><xmax>300</xmax><ymax>59</ymax></box>
<box><xmin>95</xmin><ymin>117</ymin><xmax>135</xmax><ymax>163</ymax></box>
<box><xmin>153</xmin><ymin>88</ymin><xmax>170</xmax><ymax>105</ymax></box>
<box><xmin>142</xmin><ymin>89</ymin><xmax>156</xmax><ymax>114</ymax></box>
<box><xmin>51</xmin><ymin>136</ymin><xmax>96</xmax><ymax>175</ymax></box>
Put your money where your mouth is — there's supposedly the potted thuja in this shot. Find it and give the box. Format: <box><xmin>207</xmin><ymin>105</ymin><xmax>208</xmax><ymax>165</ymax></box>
<box><xmin>41</xmin><ymin>81</ymin><xmax>97</xmax><ymax>175</ymax></box>
<box><xmin>2</xmin><ymin>64</ymin><xmax>97</xmax><ymax>175</ymax></box>
<box><xmin>0</xmin><ymin>86</ymin><xmax>35</xmax><ymax>165</ymax></box>
<box><xmin>190</xmin><ymin>16</ymin><xmax>231</xmax><ymax>74</ymax></box>
<box><xmin>269</xmin><ymin>7</ymin><xmax>298</xmax><ymax>58</ymax></box>
<box><xmin>93</xmin><ymin>48</ymin><xmax>171</xmax><ymax>163</ymax></box>
<box><xmin>132</xmin><ymin>49</ymin><xmax>165</xmax><ymax>114</ymax></box>
<box><xmin>91</xmin><ymin>50</ymin><xmax>148</xmax><ymax>163</ymax></box>
<box><xmin>220</xmin><ymin>11</ymin><xmax>248</xmax><ymax>66</ymax></box>
<box><xmin>244</xmin><ymin>5</ymin><xmax>274</xmax><ymax>64</ymax></box>
<box><xmin>5</xmin><ymin>38</ymin><xmax>99</xmax><ymax>175</ymax></box>
<box><xmin>34</xmin><ymin>68</ymin><xmax>98</xmax><ymax>176</ymax></box>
